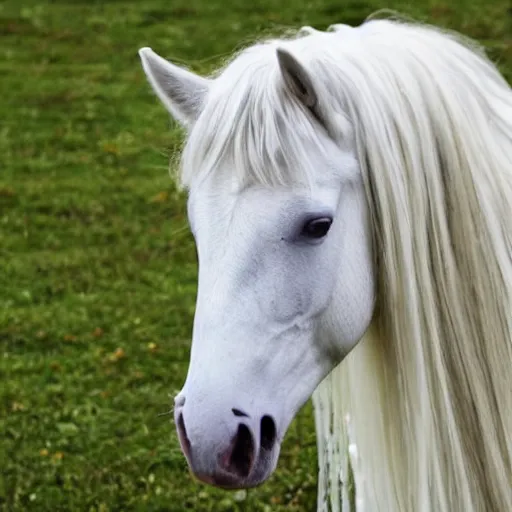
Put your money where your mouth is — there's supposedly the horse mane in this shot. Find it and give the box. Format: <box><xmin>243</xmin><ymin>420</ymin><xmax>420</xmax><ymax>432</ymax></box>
<box><xmin>182</xmin><ymin>18</ymin><xmax>512</xmax><ymax>511</ymax></box>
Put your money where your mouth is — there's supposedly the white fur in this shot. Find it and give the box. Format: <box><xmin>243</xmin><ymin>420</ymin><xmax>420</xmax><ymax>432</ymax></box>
<box><xmin>140</xmin><ymin>18</ymin><xmax>512</xmax><ymax>511</ymax></box>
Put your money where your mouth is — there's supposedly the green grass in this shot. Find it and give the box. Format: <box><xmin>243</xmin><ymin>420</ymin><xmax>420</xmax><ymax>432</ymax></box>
<box><xmin>1</xmin><ymin>0</ymin><xmax>510</xmax><ymax>510</ymax></box>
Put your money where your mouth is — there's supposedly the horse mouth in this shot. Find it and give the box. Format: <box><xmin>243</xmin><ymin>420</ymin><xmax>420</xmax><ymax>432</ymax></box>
<box><xmin>194</xmin><ymin>442</ymin><xmax>280</xmax><ymax>490</ymax></box>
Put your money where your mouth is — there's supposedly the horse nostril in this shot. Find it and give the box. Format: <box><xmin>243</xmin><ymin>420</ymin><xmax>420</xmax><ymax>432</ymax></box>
<box><xmin>177</xmin><ymin>412</ymin><xmax>191</xmax><ymax>456</ymax></box>
<box><xmin>221</xmin><ymin>424</ymin><xmax>255</xmax><ymax>478</ymax></box>
<box><xmin>260</xmin><ymin>415</ymin><xmax>277</xmax><ymax>451</ymax></box>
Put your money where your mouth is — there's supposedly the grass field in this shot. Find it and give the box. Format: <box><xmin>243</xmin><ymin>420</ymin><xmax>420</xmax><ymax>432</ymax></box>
<box><xmin>1</xmin><ymin>0</ymin><xmax>510</xmax><ymax>510</ymax></box>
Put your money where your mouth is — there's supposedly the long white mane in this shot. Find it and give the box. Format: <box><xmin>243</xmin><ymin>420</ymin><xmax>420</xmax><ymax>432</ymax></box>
<box><xmin>181</xmin><ymin>19</ymin><xmax>512</xmax><ymax>512</ymax></box>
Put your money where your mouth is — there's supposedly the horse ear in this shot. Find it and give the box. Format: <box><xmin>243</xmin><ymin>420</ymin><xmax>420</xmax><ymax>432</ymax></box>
<box><xmin>276</xmin><ymin>48</ymin><xmax>317</xmax><ymax>108</ymax></box>
<box><xmin>139</xmin><ymin>47</ymin><xmax>210</xmax><ymax>127</ymax></box>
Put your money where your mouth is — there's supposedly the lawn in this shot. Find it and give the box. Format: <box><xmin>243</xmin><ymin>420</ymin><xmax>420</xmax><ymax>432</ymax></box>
<box><xmin>1</xmin><ymin>0</ymin><xmax>510</xmax><ymax>511</ymax></box>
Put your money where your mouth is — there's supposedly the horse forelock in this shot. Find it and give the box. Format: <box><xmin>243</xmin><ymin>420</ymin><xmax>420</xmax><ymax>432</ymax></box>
<box><xmin>180</xmin><ymin>36</ymin><xmax>347</xmax><ymax>190</ymax></box>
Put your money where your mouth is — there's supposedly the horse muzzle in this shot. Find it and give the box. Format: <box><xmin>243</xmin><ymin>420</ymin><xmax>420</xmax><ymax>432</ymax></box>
<box><xmin>174</xmin><ymin>395</ymin><xmax>281</xmax><ymax>489</ymax></box>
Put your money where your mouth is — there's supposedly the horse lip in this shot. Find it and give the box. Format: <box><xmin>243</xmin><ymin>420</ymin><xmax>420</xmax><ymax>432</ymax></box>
<box><xmin>193</xmin><ymin>468</ymin><xmax>266</xmax><ymax>490</ymax></box>
<box><xmin>195</xmin><ymin>471</ymin><xmax>249</xmax><ymax>489</ymax></box>
<box><xmin>192</xmin><ymin>441</ymin><xmax>280</xmax><ymax>490</ymax></box>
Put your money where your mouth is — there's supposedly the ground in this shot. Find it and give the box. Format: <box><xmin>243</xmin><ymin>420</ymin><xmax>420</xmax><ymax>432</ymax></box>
<box><xmin>1</xmin><ymin>0</ymin><xmax>510</xmax><ymax>511</ymax></box>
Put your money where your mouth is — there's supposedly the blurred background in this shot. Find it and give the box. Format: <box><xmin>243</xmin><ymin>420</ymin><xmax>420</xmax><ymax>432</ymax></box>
<box><xmin>1</xmin><ymin>0</ymin><xmax>510</xmax><ymax>510</ymax></box>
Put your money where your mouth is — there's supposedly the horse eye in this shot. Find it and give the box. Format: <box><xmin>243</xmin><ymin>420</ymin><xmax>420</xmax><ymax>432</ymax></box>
<box><xmin>301</xmin><ymin>217</ymin><xmax>333</xmax><ymax>239</ymax></box>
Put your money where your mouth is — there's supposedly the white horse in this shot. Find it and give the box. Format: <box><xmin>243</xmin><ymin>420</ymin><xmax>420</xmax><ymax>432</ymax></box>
<box><xmin>139</xmin><ymin>18</ymin><xmax>512</xmax><ymax>512</ymax></box>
